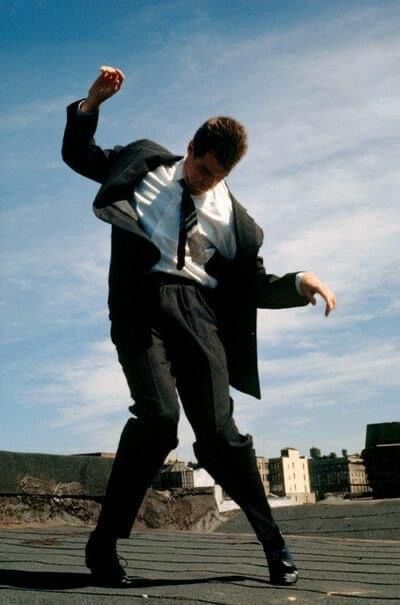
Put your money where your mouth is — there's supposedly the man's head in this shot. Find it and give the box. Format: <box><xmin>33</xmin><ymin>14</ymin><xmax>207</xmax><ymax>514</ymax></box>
<box><xmin>183</xmin><ymin>116</ymin><xmax>248</xmax><ymax>195</ymax></box>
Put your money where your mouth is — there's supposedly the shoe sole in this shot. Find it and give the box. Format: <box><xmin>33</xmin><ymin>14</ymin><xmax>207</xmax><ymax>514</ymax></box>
<box><xmin>270</xmin><ymin>571</ymin><xmax>299</xmax><ymax>586</ymax></box>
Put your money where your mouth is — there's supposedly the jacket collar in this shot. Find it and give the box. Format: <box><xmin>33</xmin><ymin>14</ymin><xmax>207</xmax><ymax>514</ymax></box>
<box><xmin>94</xmin><ymin>140</ymin><xmax>182</xmax><ymax>209</ymax></box>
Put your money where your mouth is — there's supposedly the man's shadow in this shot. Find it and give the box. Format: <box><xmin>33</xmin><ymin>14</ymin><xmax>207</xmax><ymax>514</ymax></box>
<box><xmin>0</xmin><ymin>569</ymin><xmax>254</xmax><ymax>590</ymax></box>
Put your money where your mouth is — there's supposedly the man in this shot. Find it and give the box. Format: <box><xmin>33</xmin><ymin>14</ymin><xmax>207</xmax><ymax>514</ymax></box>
<box><xmin>62</xmin><ymin>66</ymin><xmax>336</xmax><ymax>588</ymax></box>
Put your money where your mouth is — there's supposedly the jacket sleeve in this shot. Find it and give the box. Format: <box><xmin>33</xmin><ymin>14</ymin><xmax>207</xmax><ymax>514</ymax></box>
<box><xmin>61</xmin><ymin>99</ymin><xmax>121</xmax><ymax>184</ymax></box>
<box><xmin>256</xmin><ymin>256</ymin><xmax>309</xmax><ymax>309</ymax></box>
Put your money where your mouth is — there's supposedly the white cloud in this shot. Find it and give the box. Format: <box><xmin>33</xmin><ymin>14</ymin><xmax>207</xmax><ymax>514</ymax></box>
<box><xmin>230</xmin><ymin>337</ymin><xmax>400</xmax><ymax>457</ymax></box>
<box><xmin>0</xmin><ymin>194</ymin><xmax>110</xmax><ymax>342</ymax></box>
<box><xmin>25</xmin><ymin>338</ymin><xmax>196</xmax><ymax>457</ymax></box>
<box><xmin>271</xmin><ymin>208</ymin><xmax>400</xmax><ymax>292</ymax></box>
<box><xmin>257</xmin><ymin>339</ymin><xmax>400</xmax><ymax>410</ymax></box>
<box><xmin>24</xmin><ymin>334</ymin><xmax>400</xmax><ymax>459</ymax></box>
<box><xmin>29</xmin><ymin>339</ymin><xmax>125</xmax><ymax>416</ymax></box>
<box><xmin>0</xmin><ymin>95</ymin><xmax>72</xmax><ymax>131</ymax></box>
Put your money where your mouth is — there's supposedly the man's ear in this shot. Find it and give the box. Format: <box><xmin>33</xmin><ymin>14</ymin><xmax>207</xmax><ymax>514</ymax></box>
<box><xmin>187</xmin><ymin>140</ymin><xmax>193</xmax><ymax>155</ymax></box>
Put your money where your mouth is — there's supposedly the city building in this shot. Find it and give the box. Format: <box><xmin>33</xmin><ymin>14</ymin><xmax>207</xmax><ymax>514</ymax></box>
<box><xmin>308</xmin><ymin>448</ymin><xmax>370</xmax><ymax>499</ymax></box>
<box><xmin>152</xmin><ymin>460</ymin><xmax>239</xmax><ymax>512</ymax></box>
<box><xmin>362</xmin><ymin>422</ymin><xmax>400</xmax><ymax>498</ymax></box>
<box><xmin>268</xmin><ymin>448</ymin><xmax>315</xmax><ymax>505</ymax></box>
<box><xmin>256</xmin><ymin>456</ymin><xmax>270</xmax><ymax>495</ymax></box>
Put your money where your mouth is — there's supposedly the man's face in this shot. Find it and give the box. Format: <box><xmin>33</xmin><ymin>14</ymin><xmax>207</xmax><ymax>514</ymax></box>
<box><xmin>183</xmin><ymin>142</ymin><xmax>229</xmax><ymax>195</ymax></box>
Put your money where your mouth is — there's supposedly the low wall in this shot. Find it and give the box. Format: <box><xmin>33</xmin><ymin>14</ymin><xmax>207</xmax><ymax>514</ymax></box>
<box><xmin>0</xmin><ymin>449</ymin><xmax>113</xmax><ymax>497</ymax></box>
<box><xmin>0</xmin><ymin>450</ymin><xmax>234</xmax><ymax>532</ymax></box>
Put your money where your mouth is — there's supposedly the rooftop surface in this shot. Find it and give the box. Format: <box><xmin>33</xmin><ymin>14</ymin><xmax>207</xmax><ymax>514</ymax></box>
<box><xmin>1</xmin><ymin>524</ymin><xmax>399</xmax><ymax>604</ymax></box>
<box><xmin>221</xmin><ymin>498</ymin><xmax>400</xmax><ymax>541</ymax></box>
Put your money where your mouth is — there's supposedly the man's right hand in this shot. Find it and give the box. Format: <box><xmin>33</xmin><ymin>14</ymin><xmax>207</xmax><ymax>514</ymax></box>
<box><xmin>80</xmin><ymin>66</ymin><xmax>125</xmax><ymax>112</ymax></box>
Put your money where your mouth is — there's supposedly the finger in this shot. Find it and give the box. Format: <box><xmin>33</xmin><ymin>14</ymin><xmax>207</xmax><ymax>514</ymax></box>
<box><xmin>325</xmin><ymin>296</ymin><xmax>336</xmax><ymax>317</ymax></box>
<box><xmin>109</xmin><ymin>72</ymin><xmax>121</xmax><ymax>85</ymax></box>
<box><xmin>115</xmin><ymin>75</ymin><xmax>124</xmax><ymax>91</ymax></box>
<box><xmin>309</xmin><ymin>295</ymin><xmax>317</xmax><ymax>305</ymax></box>
<box><xmin>100</xmin><ymin>65</ymin><xmax>116</xmax><ymax>73</ymax></box>
<box><xmin>325</xmin><ymin>303</ymin><xmax>334</xmax><ymax>317</ymax></box>
<box><xmin>100</xmin><ymin>66</ymin><xmax>117</xmax><ymax>83</ymax></box>
<box><xmin>100</xmin><ymin>65</ymin><xmax>122</xmax><ymax>83</ymax></box>
<box><xmin>115</xmin><ymin>68</ymin><xmax>125</xmax><ymax>80</ymax></box>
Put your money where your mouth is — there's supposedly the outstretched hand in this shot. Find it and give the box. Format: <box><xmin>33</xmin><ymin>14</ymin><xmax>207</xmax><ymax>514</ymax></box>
<box><xmin>81</xmin><ymin>66</ymin><xmax>125</xmax><ymax>112</ymax></box>
<box><xmin>299</xmin><ymin>272</ymin><xmax>337</xmax><ymax>317</ymax></box>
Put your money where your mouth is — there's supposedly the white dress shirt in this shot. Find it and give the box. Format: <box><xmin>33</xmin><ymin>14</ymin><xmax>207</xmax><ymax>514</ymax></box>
<box><xmin>132</xmin><ymin>159</ymin><xmax>236</xmax><ymax>288</ymax></box>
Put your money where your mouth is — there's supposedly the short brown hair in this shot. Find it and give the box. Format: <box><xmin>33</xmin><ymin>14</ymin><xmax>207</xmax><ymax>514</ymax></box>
<box><xmin>192</xmin><ymin>116</ymin><xmax>248</xmax><ymax>172</ymax></box>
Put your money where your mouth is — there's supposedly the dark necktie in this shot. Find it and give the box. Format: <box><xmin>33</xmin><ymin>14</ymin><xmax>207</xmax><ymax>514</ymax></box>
<box><xmin>176</xmin><ymin>179</ymin><xmax>207</xmax><ymax>269</ymax></box>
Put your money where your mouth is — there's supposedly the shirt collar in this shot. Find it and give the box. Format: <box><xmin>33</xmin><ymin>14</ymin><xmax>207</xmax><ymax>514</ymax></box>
<box><xmin>172</xmin><ymin>157</ymin><xmax>185</xmax><ymax>182</ymax></box>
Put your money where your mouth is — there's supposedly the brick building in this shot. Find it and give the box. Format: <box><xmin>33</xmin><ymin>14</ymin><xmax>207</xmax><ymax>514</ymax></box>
<box><xmin>268</xmin><ymin>448</ymin><xmax>315</xmax><ymax>505</ymax></box>
<box><xmin>256</xmin><ymin>456</ymin><xmax>270</xmax><ymax>495</ymax></box>
<box><xmin>308</xmin><ymin>448</ymin><xmax>370</xmax><ymax>499</ymax></box>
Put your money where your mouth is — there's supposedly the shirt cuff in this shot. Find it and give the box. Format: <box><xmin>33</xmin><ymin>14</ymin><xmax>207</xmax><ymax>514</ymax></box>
<box><xmin>77</xmin><ymin>99</ymin><xmax>96</xmax><ymax>115</ymax></box>
<box><xmin>295</xmin><ymin>272</ymin><xmax>306</xmax><ymax>294</ymax></box>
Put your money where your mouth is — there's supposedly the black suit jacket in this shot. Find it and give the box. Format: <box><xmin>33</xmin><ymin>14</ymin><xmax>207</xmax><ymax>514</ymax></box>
<box><xmin>62</xmin><ymin>100</ymin><xmax>308</xmax><ymax>399</ymax></box>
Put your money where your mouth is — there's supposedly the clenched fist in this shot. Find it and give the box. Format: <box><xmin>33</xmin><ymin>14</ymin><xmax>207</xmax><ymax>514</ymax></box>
<box><xmin>80</xmin><ymin>66</ymin><xmax>125</xmax><ymax>112</ymax></box>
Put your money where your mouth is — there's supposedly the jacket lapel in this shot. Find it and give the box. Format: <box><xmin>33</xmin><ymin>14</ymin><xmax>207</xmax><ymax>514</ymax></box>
<box><xmin>204</xmin><ymin>191</ymin><xmax>264</xmax><ymax>281</ymax></box>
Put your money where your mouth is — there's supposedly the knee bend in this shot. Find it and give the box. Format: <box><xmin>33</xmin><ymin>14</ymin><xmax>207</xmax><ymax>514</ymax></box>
<box><xmin>142</xmin><ymin>413</ymin><xmax>179</xmax><ymax>450</ymax></box>
<box><xmin>215</xmin><ymin>419</ymin><xmax>252</xmax><ymax>449</ymax></box>
<box><xmin>195</xmin><ymin>426</ymin><xmax>253</xmax><ymax>462</ymax></box>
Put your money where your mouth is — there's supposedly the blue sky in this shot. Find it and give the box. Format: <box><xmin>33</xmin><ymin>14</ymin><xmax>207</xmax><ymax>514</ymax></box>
<box><xmin>1</xmin><ymin>0</ymin><xmax>399</xmax><ymax>462</ymax></box>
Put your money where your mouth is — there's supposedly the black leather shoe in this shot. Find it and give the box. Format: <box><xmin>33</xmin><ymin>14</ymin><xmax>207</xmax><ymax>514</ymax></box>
<box><xmin>265</xmin><ymin>543</ymin><xmax>299</xmax><ymax>586</ymax></box>
<box><xmin>85</xmin><ymin>531</ymin><xmax>133</xmax><ymax>587</ymax></box>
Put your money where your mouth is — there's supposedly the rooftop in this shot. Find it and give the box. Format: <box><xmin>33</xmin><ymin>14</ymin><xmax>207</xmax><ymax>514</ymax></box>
<box><xmin>1</xmin><ymin>500</ymin><xmax>399</xmax><ymax>604</ymax></box>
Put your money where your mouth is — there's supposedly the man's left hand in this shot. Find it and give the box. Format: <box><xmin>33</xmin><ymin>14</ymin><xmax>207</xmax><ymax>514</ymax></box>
<box><xmin>299</xmin><ymin>272</ymin><xmax>337</xmax><ymax>317</ymax></box>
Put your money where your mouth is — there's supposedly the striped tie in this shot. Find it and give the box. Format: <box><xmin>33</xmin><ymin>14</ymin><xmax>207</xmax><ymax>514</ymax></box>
<box><xmin>176</xmin><ymin>179</ymin><xmax>207</xmax><ymax>269</ymax></box>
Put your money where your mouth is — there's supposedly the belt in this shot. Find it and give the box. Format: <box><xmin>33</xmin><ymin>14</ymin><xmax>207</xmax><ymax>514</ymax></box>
<box><xmin>147</xmin><ymin>272</ymin><xmax>218</xmax><ymax>307</ymax></box>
